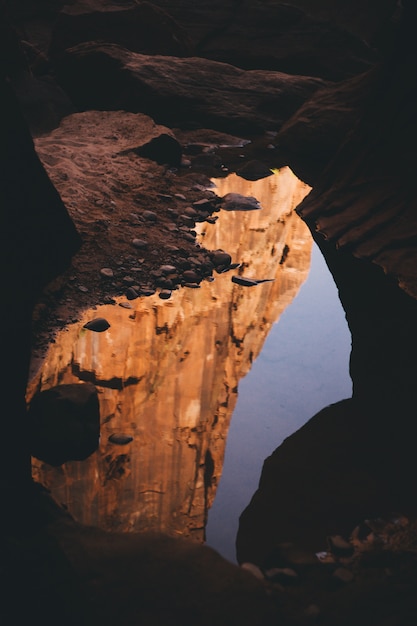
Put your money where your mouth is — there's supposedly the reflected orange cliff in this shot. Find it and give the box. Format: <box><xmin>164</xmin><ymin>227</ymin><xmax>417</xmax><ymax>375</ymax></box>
<box><xmin>28</xmin><ymin>168</ymin><xmax>312</xmax><ymax>543</ymax></box>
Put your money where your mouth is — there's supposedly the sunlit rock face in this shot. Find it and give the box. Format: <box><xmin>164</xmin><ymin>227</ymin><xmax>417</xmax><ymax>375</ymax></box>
<box><xmin>29</xmin><ymin>168</ymin><xmax>312</xmax><ymax>542</ymax></box>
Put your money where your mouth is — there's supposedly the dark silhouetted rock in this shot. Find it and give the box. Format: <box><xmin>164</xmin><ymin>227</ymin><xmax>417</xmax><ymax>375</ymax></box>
<box><xmin>29</xmin><ymin>382</ymin><xmax>100</xmax><ymax>466</ymax></box>
<box><xmin>55</xmin><ymin>42</ymin><xmax>327</xmax><ymax>134</ymax></box>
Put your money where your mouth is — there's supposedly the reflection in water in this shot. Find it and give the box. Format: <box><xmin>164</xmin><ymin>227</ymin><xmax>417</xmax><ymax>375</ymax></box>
<box><xmin>205</xmin><ymin>243</ymin><xmax>353</xmax><ymax>562</ymax></box>
<box><xmin>28</xmin><ymin>168</ymin><xmax>312</xmax><ymax>546</ymax></box>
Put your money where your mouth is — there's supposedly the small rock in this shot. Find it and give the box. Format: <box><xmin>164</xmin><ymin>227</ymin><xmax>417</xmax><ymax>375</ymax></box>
<box><xmin>159</xmin><ymin>289</ymin><xmax>172</xmax><ymax>300</ymax></box>
<box><xmin>156</xmin><ymin>277</ymin><xmax>174</xmax><ymax>289</ymax></box>
<box><xmin>119</xmin><ymin>301</ymin><xmax>133</xmax><ymax>309</ymax></box>
<box><xmin>193</xmin><ymin>198</ymin><xmax>215</xmax><ymax>210</ymax></box>
<box><xmin>132</xmin><ymin>238</ymin><xmax>148</xmax><ymax>249</ymax></box>
<box><xmin>182</xmin><ymin>269</ymin><xmax>200</xmax><ymax>283</ymax></box>
<box><xmin>142</xmin><ymin>210</ymin><xmax>158</xmax><ymax>221</ymax></box>
<box><xmin>83</xmin><ymin>318</ymin><xmax>110</xmax><ymax>332</ymax></box>
<box><xmin>236</xmin><ymin>160</ymin><xmax>273</xmax><ymax>181</ymax></box>
<box><xmin>159</xmin><ymin>264</ymin><xmax>177</xmax><ymax>274</ymax></box>
<box><xmin>221</xmin><ymin>192</ymin><xmax>262</xmax><ymax>211</ymax></box>
<box><xmin>179</xmin><ymin>214</ymin><xmax>195</xmax><ymax>227</ymax></box>
<box><xmin>183</xmin><ymin>206</ymin><xmax>198</xmax><ymax>217</ymax></box>
<box><xmin>212</xmin><ymin>250</ymin><xmax>232</xmax><ymax>267</ymax></box>
<box><xmin>231</xmin><ymin>276</ymin><xmax>259</xmax><ymax>287</ymax></box>
<box><xmin>126</xmin><ymin>287</ymin><xmax>139</xmax><ymax>300</ymax></box>
<box><xmin>100</xmin><ymin>267</ymin><xmax>114</xmax><ymax>278</ymax></box>
<box><xmin>141</xmin><ymin>288</ymin><xmax>156</xmax><ymax>297</ymax></box>
<box><xmin>183</xmin><ymin>282</ymin><xmax>201</xmax><ymax>289</ymax></box>
<box><xmin>108</xmin><ymin>434</ymin><xmax>133</xmax><ymax>445</ymax></box>
<box><xmin>182</xmin><ymin>232</ymin><xmax>197</xmax><ymax>242</ymax></box>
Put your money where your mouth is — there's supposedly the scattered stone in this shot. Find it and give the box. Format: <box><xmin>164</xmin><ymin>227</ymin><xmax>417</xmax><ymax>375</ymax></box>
<box><xmin>159</xmin><ymin>264</ymin><xmax>177</xmax><ymax>274</ymax></box>
<box><xmin>179</xmin><ymin>214</ymin><xmax>195</xmax><ymax>227</ymax></box>
<box><xmin>182</xmin><ymin>269</ymin><xmax>200</xmax><ymax>283</ymax></box>
<box><xmin>183</xmin><ymin>206</ymin><xmax>198</xmax><ymax>217</ymax></box>
<box><xmin>136</xmin><ymin>134</ymin><xmax>181</xmax><ymax>166</ymax></box>
<box><xmin>183</xmin><ymin>282</ymin><xmax>201</xmax><ymax>289</ymax></box>
<box><xmin>193</xmin><ymin>198</ymin><xmax>215</xmax><ymax>210</ymax></box>
<box><xmin>126</xmin><ymin>287</ymin><xmax>140</xmax><ymax>300</ymax></box>
<box><xmin>78</xmin><ymin>285</ymin><xmax>89</xmax><ymax>292</ymax></box>
<box><xmin>236</xmin><ymin>160</ymin><xmax>273</xmax><ymax>181</ymax></box>
<box><xmin>231</xmin><ymin>276</ymin><xmax>259</xmax><ymax>287</ymax></box>
<box><xmin>212</xmin><ymin>250</ymin><xmax>232</xmax><ymax>267</ymax></box>
<box><xmin>174</xmin><ymin>193</ymin><xmax>186</xmax><ymax>200</ymax></box>
<box><xmin>83</xmin><ymin>317</ymin><xmax>110</xmax><ymax>332</ymax></box>
<box><xmin>140</xmin><ymin>288</ymin><xmax>156</xmax><ymax>297</ymax></box>
<box><xmin>221</xmin><ymin>192</ymin><xmax>262</xmax><ymax>211</ymax></box>
<box><xmin>119</xmin><ymin>301</ymin><xmax>133</xmax><ymax>309</ymax></box>
<box><xmin>182</xmin><ymin>232</ymin><xmax>197</xmax><ymax>242</ymax></box>
<box><xmin>100</xmin><ymin>267</ymin><xmax>114</xmax><ymax>278</ymax></box>
<box><xmin>132</xmin><ymin>238</ymin><xmax>148</xmax><ymax>249</ymax></box>
<box><xmin>142</xmin><ymin>210</ymin><xmax>158</xmax><ymax>221</ymax></box>
<box><xmin>159</xmin><ymin>289</ymin><xmax>172</xmax><ymax>299</ymax></box>
<box><xmin>108</xmin><ymin>433</ymin><xmax>133</xmax><ymax>445</ymax></box>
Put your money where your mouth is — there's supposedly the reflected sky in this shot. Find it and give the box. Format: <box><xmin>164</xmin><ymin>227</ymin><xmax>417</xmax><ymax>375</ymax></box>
<box><xmin>205</xmin><ymin>243</ymin><xmax>352</xmax><ymax>562</ymax></box>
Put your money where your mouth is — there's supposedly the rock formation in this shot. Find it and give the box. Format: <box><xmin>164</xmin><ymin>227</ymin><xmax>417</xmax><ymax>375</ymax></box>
<box><xmin>2</xmin><ymin>0</ymin><xmax>417</xmax><ymax>624</ymax></box>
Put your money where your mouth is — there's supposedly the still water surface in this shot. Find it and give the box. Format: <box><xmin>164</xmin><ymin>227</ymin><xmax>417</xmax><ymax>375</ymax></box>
<box><xmin>29</xmin><ymin>168</ymin><xmax>352</xmax><ymax>563</ymax></box>
<box><xmin>205</xmin><ymin>242</ymin><xmax>352</xmax><ymax>563</ymax></box>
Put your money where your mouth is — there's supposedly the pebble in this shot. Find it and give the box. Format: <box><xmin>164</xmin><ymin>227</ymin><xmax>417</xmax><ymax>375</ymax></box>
<box><xmin>159</xmin><ymin>289</ymin><xmax>172</xmax><ymax>300</ymax></box>
<box><xmin>119</xmin><ymin>301</ymin><xmax>133</xmax><ymax>309</ymax></box>
<box><xmin>182</xmin><ymin>232</ymin><xmax>197</xmax><ymax>242</ymax></box>
<box><xmin>83</xmin><ymin>318</ymin><xmax>110</xmax><ymax>332</ymax></box>
<box><xmin>100</xmin><ymin>267</ymin><xmax>114</xmax><ymax>278</ymax></box>
<box><xmin>221</xmin><ymin>192</ymin><xmax>262</xmax><ymax>211</ymax></box>
<box><xmin>182</xmin><ymin>269</ymin><xmax>200</xmax><ymax>282</ymax></box>
<box><xmin>212</xmin><ymin>250</ymin><xmax>232</xmax><ymax>267</ymax></box>
<box><xmin>143</xmin><ymin>210</ymin><xmax>158</xmax><ymax>221</ymax></box>
<box><xmin>159</xmin><ymin>265</ymin><xmax>177</xmax><ymax>274</ymax></box>
<box><xmin>108</xmin><ymin>434</ymin><xmax>133</xmax><ymax>445</ymax></box>
<box><xmin>126</xmin><ymin>287</ymin><xmax>139</xmax><ymax>300</ymax></box>
<box><xmin>132</xmin><ymin>238</ymin><xmax>148</xmax><ymax>249</ymax></box>
<box><xmin>140</xmin><ymin>288</ymin><xmax>156</xmax><ymax>297</ymax></box>
<box><xmin>231</xmin><ymin>276</ymin><xmax>259</xmax><ymax>287</ymax></box>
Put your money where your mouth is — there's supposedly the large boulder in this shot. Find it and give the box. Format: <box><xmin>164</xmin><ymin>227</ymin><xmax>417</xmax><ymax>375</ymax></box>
<box><xmin>29</xmin><ymin>383</ymin><xmax>100</xmax><ymax>466</ymax></box>
<box><xmin>55</xmin><ymin>41</ymin><xmax>327</xmax><ymax>134</ymax></box>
